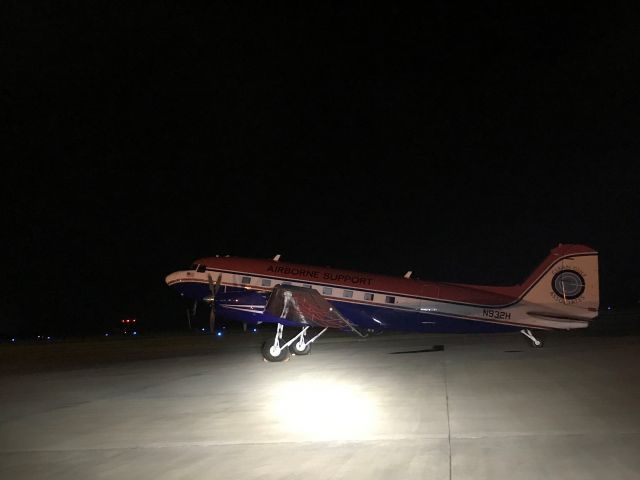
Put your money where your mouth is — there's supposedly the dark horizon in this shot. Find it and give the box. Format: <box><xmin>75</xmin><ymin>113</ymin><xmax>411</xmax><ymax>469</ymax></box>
<box><xmin>3</xmin><ymin>4</ymin><xmax>639</xmax><ymax>336</ymax></box>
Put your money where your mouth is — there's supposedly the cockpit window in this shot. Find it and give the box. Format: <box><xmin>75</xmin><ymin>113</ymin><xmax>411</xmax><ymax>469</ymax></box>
<box><xmin>191</xmin><ymin>264</ymin><xmax>207</xmax><ymax>273</ymax></box>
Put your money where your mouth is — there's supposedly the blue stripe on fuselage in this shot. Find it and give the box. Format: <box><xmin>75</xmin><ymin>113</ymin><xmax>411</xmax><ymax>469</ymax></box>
<box><xmin>331</xmin><ymin>300</ymin><xmax>517</xmax><ymax>333</ymax></box>
<box><xmin>169</xmin><ymin>282</ymin><xmax>248</xmax><ymax>299</ymax></box>
<box><xmin>168</xmin><ymin>281</ymin><xmax>517</xmax><ymax>333</ymax></box>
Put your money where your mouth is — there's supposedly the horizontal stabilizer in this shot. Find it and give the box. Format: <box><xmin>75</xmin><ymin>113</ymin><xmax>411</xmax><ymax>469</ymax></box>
<box><xmin>524</xmin><ymin>311</ymin><xmax>590</xmax><ymax>329</ymax></box>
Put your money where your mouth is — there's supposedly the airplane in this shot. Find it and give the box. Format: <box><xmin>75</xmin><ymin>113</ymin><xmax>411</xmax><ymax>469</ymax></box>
<box><xmin>165</xmin><ymin>244</ymin><xmax>599</xmax><ymax>362</ymax></box>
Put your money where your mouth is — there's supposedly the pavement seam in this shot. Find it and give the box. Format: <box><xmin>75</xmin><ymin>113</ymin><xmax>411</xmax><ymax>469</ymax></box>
<box><xmin>444</xmin><ymin>353</ymin><xmax>452</xmax><ymax>480</ymax></box>
<box><xmin>3</xmin><ymin>432</ymin><xmax>640</xmax><ymax>455</ymax></box>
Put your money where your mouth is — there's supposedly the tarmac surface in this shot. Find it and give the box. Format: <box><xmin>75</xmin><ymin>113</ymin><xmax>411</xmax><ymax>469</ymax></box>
<box><xmin>1</xmin><ymin>329</ymin><xmax>640</xmax><ymax>479</ymax></box>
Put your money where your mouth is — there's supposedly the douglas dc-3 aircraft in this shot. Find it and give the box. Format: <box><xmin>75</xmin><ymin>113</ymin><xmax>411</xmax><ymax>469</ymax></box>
<box><xmin>165</xmin><ymin>244</ymin><xmax>599</xmax><ymax>362</ymax></box>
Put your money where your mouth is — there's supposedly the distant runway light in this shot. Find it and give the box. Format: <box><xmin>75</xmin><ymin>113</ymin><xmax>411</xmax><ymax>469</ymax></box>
<box><xmin>216</xmin><ymin>331</ymin><xmax>223</xmax><ymax>337</ymax></box>
<box><xmin>105</xmin><ymin>333</ymin><xmax>109</xmax><ymax>336</ymax></box>
<box><xmin>269</xmin><ymin>378</ymin><xmax>377</xmax><ymax>441</ymax></box>
<box><xmin>253</xmin><ymin>328</ymin><xmax>257</xmax><ymax>333</ymax></box>
<box><xmin>133</xmin><ymin>331</ymin><xmax>137</xmax><ymax>335</ymax></box>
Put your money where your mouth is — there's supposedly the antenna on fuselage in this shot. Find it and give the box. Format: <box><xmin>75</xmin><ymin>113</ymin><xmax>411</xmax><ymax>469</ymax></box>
<box><xmin>404</xmin><ymin>271</ymin><xmax>413</xmax><ymax>279</ymax></box>
<box><xmin>273</xmin><ymin>254</ymin><xmax>281</xmax><ymax>262</ymax></box>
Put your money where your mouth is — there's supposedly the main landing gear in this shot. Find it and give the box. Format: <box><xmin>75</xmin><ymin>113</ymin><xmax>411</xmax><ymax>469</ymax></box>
<box><xmin>520</xmin><ymin>328</ymin><xmax>544</xmax><ymax>348</ymax></box>
<box><xmin>261</xmin><ymin>324</ymin><xmax>329</xmax><ymax>362</ymax></box>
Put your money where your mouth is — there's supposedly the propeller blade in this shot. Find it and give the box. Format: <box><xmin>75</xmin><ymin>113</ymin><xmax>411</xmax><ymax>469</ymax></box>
<box><xmin>213</xmin><ymin>273</ymin><xmax>222</xmax><ymax>295</ymax></box>
<box><xmin>207</xmin><ymin>273</ymin><xmax>215</xmax><ymax>294</ymax></box>
<box><xmin>185</xmin><ymin>298</ymin><xmax>197</xmax><ymax>331</ymax></box>
<box><xmin>204</xmin><ymin>274</ymin><xmax>222</xmax><ymax>301</ymax></box>
<box><xmin>206</xmin><ymin>274</ymin><xmax>222</xmax><ymax>334</ymax></box>
<box><xmin>209</xmin><ymin>304</ymin><xmax>216</xmax><ymax>334</ymax></box>
<box><xmin>186</xmin><ymin>307</ymin><xmax>192</xmax><ymax>330</ymax></box>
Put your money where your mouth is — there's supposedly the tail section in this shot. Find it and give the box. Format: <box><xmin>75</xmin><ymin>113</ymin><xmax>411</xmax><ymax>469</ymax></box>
<box><xmin>519</xmin><ymin>244</ymin><xmax>599</xmax><ymax>326</ymax></box>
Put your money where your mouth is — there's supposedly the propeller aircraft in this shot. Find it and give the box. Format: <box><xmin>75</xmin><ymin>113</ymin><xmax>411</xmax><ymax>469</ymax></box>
<box><xmin>166</xmin><ymin>244</ymin><xmax>599</xmax><ymax>362</ymax></box>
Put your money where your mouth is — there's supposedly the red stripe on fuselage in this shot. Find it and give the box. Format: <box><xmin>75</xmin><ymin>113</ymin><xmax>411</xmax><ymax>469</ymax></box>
<box><xmin>191</xmin><ymin>244</ymin><xmax>596</xmax><ymax>307</ymax></box>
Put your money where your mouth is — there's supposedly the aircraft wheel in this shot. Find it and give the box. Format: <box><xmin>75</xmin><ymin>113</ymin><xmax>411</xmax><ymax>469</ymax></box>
<box><xmin>289</xmin><ymin>341</ymin><xmax>311</xmax><ymax>355</ymax></box>
<box><xmin>262</xmin><ymin>341</ymin><xmax>290</xmax><ymax>362</ymax></box>
<box><xmin>529</xmin><ymin>339</ymin><xmax>544</xmax><ymax>348</ymax></box>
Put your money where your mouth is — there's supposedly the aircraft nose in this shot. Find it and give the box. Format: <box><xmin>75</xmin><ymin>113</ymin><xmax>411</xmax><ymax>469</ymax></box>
<box><xmin>165</xmin><ymin>271</ymin><xmax>187</xmax><ymax>286</ymax></box>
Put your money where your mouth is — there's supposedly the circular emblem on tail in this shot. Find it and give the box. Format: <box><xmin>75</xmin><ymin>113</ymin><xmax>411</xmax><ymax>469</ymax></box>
<box><xmin>551</xmin><ymin>270</ymin><xmax>585</xmax><ymax>300</ymax></box>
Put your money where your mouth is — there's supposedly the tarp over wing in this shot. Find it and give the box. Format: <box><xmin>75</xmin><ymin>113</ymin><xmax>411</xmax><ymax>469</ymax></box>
<box><xmin>265</xmin><ymin>285</ymin><xmax>350</xmax><ymax>329</ymax></box>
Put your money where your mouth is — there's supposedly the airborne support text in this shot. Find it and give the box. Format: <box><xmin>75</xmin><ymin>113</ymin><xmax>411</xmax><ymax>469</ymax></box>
<box><xmin>267</xmin><ymin>265</ymin><xmax>373</xmax><ymax>285</ymax></box>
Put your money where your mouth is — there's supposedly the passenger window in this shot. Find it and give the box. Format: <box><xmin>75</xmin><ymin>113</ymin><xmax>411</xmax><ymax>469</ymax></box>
<box><xmin>343</xmin><ymin>290</ymin><xmax>354</xmax><ymax>298</ymax></box>
<box><xmin>241</xmin><ymin>276</ymin><xmax>251</xmax><ymax>284</ymax></box>
<box><xmin>261</xmin><ymin>278</ymin><xmax>271</xmax><ymax>287</ymax></box>
<box><xmin>322</xmin><ymin>286</ymin><xmax>333</xmax><ymax>296</ymax></box>
<box><xmin>364</xmin><ymin>292</ymin><xmax>374</xmax><ymax>301</ymax></box>
<box><xmin>385</xmin><ymin>296</ymin><xmax>396</xmax><ymax>304</ymax></box>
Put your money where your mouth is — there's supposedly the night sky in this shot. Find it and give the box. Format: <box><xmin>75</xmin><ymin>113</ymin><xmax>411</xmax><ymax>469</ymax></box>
<box><xmin>3</xmin><ymin>4</ymin><xmax>639</xmax><ymax>335</ymax></box>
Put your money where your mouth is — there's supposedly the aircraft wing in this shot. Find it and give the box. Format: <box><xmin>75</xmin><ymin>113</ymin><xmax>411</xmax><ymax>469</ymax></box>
<box><xmin>265</xmin><ymin>285</ymin><xmax>352</xmax><ymax>330</ymax></box>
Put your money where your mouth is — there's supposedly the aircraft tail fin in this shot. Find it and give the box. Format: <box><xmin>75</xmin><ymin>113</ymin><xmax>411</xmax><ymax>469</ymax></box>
<box><xmin>518</xmin><ymin>244</ymin><xmax>599</xmax><ymax>322</ymax></box>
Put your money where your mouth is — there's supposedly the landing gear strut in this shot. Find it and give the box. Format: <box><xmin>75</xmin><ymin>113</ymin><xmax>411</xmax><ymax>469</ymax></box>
<box><xmin>289</xmin><ymin>327</ymin><xmax>328</xmax><ymax>356</ymax></box>
<box><xmin>289</xmin><ymin>329</ymin><xmax>311</xmax><ymax>355</ymax></box>
<box><xmin>520</xmin><ymin>328</ymin><xmax>543</xmax><ymax>348</ymax></box>
<box><xmin>262</xmin><ymin>323</ymin><xmax>291</xmax><ymax>362</ymax></box>
<box><xmin>262</xmin><ymin>324</ymin><xmax>329</xmax><ymax>362</ymax></box>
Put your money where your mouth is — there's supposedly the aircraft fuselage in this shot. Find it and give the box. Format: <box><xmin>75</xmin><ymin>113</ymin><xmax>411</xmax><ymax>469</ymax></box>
<box><xmin>165</xmin><ymin>244</ymin><xmax>599</xmax><ymax>334</ymax></box>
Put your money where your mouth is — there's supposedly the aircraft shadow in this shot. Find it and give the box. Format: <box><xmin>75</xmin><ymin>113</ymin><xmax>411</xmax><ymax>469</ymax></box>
<box><xmin>388</xmin><ymin>345</ymin><xmax>445</xmax><ymax>354</ymax></box>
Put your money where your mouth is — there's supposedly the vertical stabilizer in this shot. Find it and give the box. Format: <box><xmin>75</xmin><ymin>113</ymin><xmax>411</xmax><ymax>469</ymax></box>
<box><xmin>520</xmin><ymin>244</ymin><xmax>599</xmax><ymax>321</ymax></box>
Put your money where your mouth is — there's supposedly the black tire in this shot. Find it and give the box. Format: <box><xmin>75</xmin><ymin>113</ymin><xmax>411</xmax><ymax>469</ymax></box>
<box><xmin>529</xmin><ymin>339</ymin><xmax>544</xmax><ymax>348</ymax></box>
<box><xmin>289</xmin><ymin>341</ymin><xmax>311</xmax><ymax>355</ymax></box>
<box><xmin>526</xmin><ymin>331</ymin><xmax>544</xmax><ymax>348</ymax></box>
<box><xmin>261</xmin><ymin>341</ymin><xmax>290</xmax><ymax>362</ymax></box>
